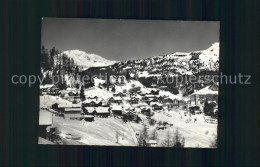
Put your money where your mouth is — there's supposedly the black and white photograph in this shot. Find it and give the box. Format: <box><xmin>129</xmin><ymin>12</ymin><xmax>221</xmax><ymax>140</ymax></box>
<box><xmin>39</xmin><ymin>18</ymin><xmax>219</xmax><ymax>147</ymax></box>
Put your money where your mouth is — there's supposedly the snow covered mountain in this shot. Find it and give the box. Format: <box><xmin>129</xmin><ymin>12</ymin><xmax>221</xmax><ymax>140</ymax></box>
<box><xmin>61</xmin><ymin>50</ymin><xmax>118</xmax><ymax>69</ymax></box>
<box><xmin>113</xmin><ymin>42</ymin><xmax>219</xmax><ymax>77</ymax></box>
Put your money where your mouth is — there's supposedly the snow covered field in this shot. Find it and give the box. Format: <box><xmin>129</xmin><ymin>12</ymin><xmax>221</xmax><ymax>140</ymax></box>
<box><xmin>39</xmin><ymin>93</ymin><xmax>217</xmax><ymax>147</ymax></box>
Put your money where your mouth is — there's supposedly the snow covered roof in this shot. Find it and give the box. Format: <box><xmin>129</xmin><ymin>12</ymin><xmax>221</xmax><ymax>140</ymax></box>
<box><xmin>111</xmin><ymin>97</ymin><xmax>122</xmax><ymax>101</ymax></box>
<box><xmin>84</xmin><ymin>107</ymin><xmax>96</xmax><ymax>113</ymax></box>
<box><xmin>147</xmin><ymin>140</ymin><xmax>157</xmax><ymax>144</ymax></box>
<box><xmin>151</xmin><ymin>102</ymin><xmax>163</xmax><ymax>107</ymax></box>
<box><xmin>95</xmin><ymin>107</ymin><xmax>110</xmax><ymax>113</ymax></box>
<box><xmin>83</xmin><ymin>98</ymin><xmax>103</xmax><ymax>104</ymax></box>
<box><xmin>84</xmin><ymin>115</ymin><xmax>94</xmax><ymax>118</ymax></box>
<box><xmin>39</xmin><ymin>110</ymin><xmax>52</xmax><ymax>125</ymax></box>
<box><xmin>111</xmin><ymin>105</ymin><xmax>122</xmax><ymax>111</ymax></box>
<box><xmin>64</xmin><ymin>108</ymin><xmax>82</xmax><ymax>112</ymax></box>
<box><xmin>40</xmin><ymin>84</ymin><xmax>55</xmax><ymax>89</ymax></box>
<box><xmin>145</xmin><ymin>94</ymin><xmax>155</xmax><ymax>98</ymax></box>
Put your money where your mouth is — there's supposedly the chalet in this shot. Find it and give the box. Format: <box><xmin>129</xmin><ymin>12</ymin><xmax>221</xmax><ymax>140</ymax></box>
<box><xmin>146</xmin><ymin>140</ymin><xmax>157</xmax><ymax>147</ymax></box>
<box><xmin>65</xmin><ymin>91</ymin><xmax>80</xmax><ymax>103</ymax></box>
<box><xmin>108</xmin><ymin>97</ymin><xmax>122</xmax><ymax>104</ymax></box>
<box><xmin>150</xmin><ymin>89</ymin><xmax>159</xmax><ymax>95</ymax></box>
<box><xmin>151</xmin><ymin>98</ymin><xmax>158</xmax><ymax>103</ymax></box>
<box><xmin>83</xmin><ymin>107</ymin><xmax>96</xmax><ymax>115</ymax></box>
<box><xmin>95</xmin><ymin>107</ymin><xmax>110</xmax><ymax>117</ymax></box>
<box><xmin>178</xmin><ymin>100</ymin><xmax>186</xmax><ymax>107</ymax></box>
<box><xmin>40</xmin><ymin>84</ymin><xmax>60</xmax><ymax>96</ymax></box>
<box><xmin>113</xmin><ymin>92</ymin><xmax>121</xmax><ymax>97</ymax></box>
<box><xmin>113</xmin><ymin>92</ymin><xmax>126</xmax><ymax>97</ymax></box>
<box><xmin>162</xmin><ymin>97</ymin><xmax>173</xmax><ymax>104</ymax></box>
<box><xmin>39</xmin><ymin>110</ymin><xmax>52</xmax><ymax>138</ymax></box>
<box><xmin>189</xmin><ymin>106</ymin><xmax>201</xmax><ymax>115</ymax></box>
<box><xmin>141</xmin><ymin>108</ymin><xmax>151</xmax><ymax>116</ymax></box>
<box><xmin>116</xmin><ymin>75</ymin><xmax>126</xmax><ymax>85</ymax></box>
<box><xmin>63</xmin><ymin>108</ymin><xmax>83</xmax><ymax>120</ymax></box>
<box><xmin>58</xmin><ymin>103</ymin><xmax>81</xmax><ymax>113</ymax></box>
<box><xmin>84</xmin><ymin>115</ymin><xmax>94</xmax><ymax>122</ymax></box>
<box><xmin>144</xmin><ymin>94</ymin><xmax>155</xmax><ymax>101</ymax></box>
<box><xmin>129</xmin><ymin>97</ymin><xmax>139</xmax><ymax>104</ymax></box>
<box><xmin>159</xmin><ymin>86</ymin><xmax>167</xmax><ymax>90</ymax></box>
<box><xmin>156</xmin><ymin>125</ymin><xmax>165</xmax><ymax>130</ymax></box>
<box><xmin>152</xmin><ymin>103</ymin><xmax>163</xmax><ymax>110</ymax></box>
<box><xmin>82</xmin><ymin>98</ymin><xmax>103</xmax><ymax>107</ymax></box>
<box><xmin>111</xmin><ymin>105</ymin><xmax>123</xmax><ymax>116</ymax></box>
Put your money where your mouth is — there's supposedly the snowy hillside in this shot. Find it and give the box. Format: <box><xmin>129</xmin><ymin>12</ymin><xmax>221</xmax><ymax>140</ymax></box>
<box><xmin>111</xmin><ymin>43</ymin><xmax>219</xmax><ymax>76</ymax></box>
<box><xmin>62</xmin><ymin>50</ymin><xmax>118</xmax><ymax>69</ymax></box>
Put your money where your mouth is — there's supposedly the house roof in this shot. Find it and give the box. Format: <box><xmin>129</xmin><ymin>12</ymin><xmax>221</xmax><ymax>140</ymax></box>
<box><xmin>96</xmin><ymin>107</ymin><xmax>110</xmax><ymax>113</ymax></box>
<box><xmin>64</xmin><ymin>108</ymin><xmax>82</xmax><ymax>112</ymax></box>
<box><xmin>111</xmin><ymin>96</ymin><xmax>122</xmax><ymax>101</ymax></box>
<box><xmin>84</xmin><ymin>107</ymin><xmax>96</xmax><ymax>113</ymax></box>
<box><xmin>83</xmin><ymin>98</ymin><xmax>103</xmax><ymax>104</ymax></box>
<box><xmin>147</xmin><ymin>140</ymin><xmax>157</xmax><ymax>144</ymax></box>
<box><xmin>145</xmin><ymin>94</ymin><xmax>155</xmax><ymax>98</ymax></box>
<box><xmin>111</xmin><ymin>105</ymin><xmax>122</xmax><ymax>111</ymax></box>
<box><xmin>40</xmin><ymin>84</ymin><xmax>55</xmax><ymax>89</ymax></box>
<box><xmin>39</xmin><ymin>110</ymin><xmax>52</xmax><ymax>125</ymax></box>
<box><xmin>151</xmin><ymin>103</ymin><xmax>163</xmax><ymax>107</ymax></box>
<box><xmin>84</xmin><ymin>115</ymin><xmax>94</xmax><ymax>118</ymax></box>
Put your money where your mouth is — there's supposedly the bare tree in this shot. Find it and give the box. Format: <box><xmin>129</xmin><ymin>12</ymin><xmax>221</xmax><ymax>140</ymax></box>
<box><xmin>161</xmin><ymin>130</ymin><xmax>172</xmax><ymax>147</ymax></box>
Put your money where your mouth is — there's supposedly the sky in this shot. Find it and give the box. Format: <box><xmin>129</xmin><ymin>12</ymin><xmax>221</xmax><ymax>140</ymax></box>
<box><xmin>41</xmin><ymin>18</ymin><xmax>219</xmax><ymax>61</ymax></box>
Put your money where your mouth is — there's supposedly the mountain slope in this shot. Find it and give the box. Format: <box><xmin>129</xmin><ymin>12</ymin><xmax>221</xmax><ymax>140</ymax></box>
<box><xmin>62</xmin><ymin>50</ymin><xmax>118</xmax><ymax>69</ymax></box>
<box><xmin>112</xmin><ymin>42</ymin><xmax>219</xmax><ymax>77</ymax></box>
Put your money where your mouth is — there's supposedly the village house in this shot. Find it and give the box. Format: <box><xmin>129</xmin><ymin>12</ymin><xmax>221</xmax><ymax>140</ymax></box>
<box><xmin>129</xmin><ymin>97</ymin><xmax>139</xmax><ymax>104</ymax></box>
<box><xmin>38</xmin><ymin>109</ymin><xmax>53</xmax><ymax>139</ymax></box>
<box><xmin>82</xmin><ymin>98</ymin><xmax>104</xmax><ymax>107</ymax></box>
<box><xmin>152</xmin><ymin>103</ymin><xmax>163</xmax><ymax>110</ymax></box>
<box><xmin>108</xmin><ymin>97</ymin><xmax>123</xmax><ymax>104</ymax></box>
<box><xmin>162</xmin><ymin>97</ymin><xmax>173</xmax><ymax>104</ymax></box>
<box><xmin>150</xmin><ymin>89</ymin><xmax>159</xmax><ymax>95</ymax></box>
<box><xmin>116</xmin><ymin>75</ymin><xmax>126</xmax><ymax>85</ymax></box>
<box><xmin>95</xmin><ymin>107</ymin><xmax>110</xmax><ymax>117</ymax></box>
<box><xmin>63</xmin><ymin>108</ymin><xmax>83</xmax><ymax>120</ymax></box>
<box><xmin>146</xmin><ymin>140</ymin><xmax>157</xmax><ymax>147</ymax></box>
<box><xmin>189</xmin><ymin>106</ymin><xmax>201</xmax><ymax>115</ymax></box>
<box><xmin>84</xmin><ymin>115</ymin><xmax>94</xmax><ymax>122</ymax></box>
<box><xmin>65</xmin><ymin>91</ymin><xmax>80</xmax><ymax>103</ymax></box>
<box><xmin>111</xmin><ymin>105</ymin><xmax>123</xmax><ymax>116</ymax></box>
<box><xmin>40</xmin><ymin>84</ymin><xmax>60</xmax><ymax>96</ymax></box>
<box><xmin>58</xmin><ymin>103</ymin><xmax>81</xmax><ymax>113</ymax></box>
<box><xmin>83</xmin><ymin>107</ymin><xmax>110</xmax><ymax>118</ymax></box>
<box><xmin>141</xmin><ymin>107</ymin><xmax>151</xmax><ymax>116</ymax></box>
<box><xmin>113</xmin><ymin>92</ymin><xmax>126</xmax><ymax>97</ymax></box>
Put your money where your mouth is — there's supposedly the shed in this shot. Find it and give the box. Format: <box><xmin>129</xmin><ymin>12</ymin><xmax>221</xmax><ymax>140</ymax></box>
<box><xmin>84</xmin><ymin>115</ymin><xmax>94</xmax><ymax>122</ymax></box>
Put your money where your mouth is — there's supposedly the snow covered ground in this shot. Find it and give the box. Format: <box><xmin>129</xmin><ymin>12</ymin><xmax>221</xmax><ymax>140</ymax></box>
<box><xmin>39</xmin><ymin>76</ymin><xmax>217</xmax><ymax>147</ymax></box>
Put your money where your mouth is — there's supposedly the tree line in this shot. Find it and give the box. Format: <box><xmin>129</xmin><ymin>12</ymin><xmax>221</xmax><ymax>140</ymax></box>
<box><xmin>41</xmin><ymin>45</ymin><xmax>80</xmax><ymax>89</ymax></box>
